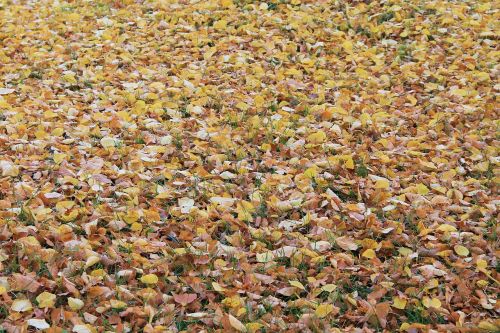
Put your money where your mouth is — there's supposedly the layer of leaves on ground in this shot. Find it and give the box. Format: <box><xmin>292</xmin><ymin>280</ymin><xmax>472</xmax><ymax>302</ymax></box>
<box><xmin>0</xmin><ymin>0</ymin><xmax>499</xmax><ymax>332</ymax></box>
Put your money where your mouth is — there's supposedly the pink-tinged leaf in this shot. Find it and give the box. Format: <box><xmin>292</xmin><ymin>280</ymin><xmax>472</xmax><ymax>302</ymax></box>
<box><xmin>173</xmin><ymin>293</ymin><xmax>197</xmax><ymax>306</ymax></box>
<box><xmin>335</xmin><ymin>236</ymin><xmax>358</xmax><ymax>251</ymax></box>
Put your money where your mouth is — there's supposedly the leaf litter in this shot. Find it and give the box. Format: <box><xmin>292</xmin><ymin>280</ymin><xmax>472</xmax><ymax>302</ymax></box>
<box><xmin>0</xmin><ymin>0</ymin><xmax>498</xmax><ymax>332</ymax></box>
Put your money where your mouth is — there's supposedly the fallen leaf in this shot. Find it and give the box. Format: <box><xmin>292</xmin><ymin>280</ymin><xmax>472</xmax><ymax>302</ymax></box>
<box><xmin>173</xmin><ymin>293</ymin><xmax>197</xmax><ymax>306</ymax></box>
<box><xmin>11</xmin><ymin>299</ymin><xmax>33</xmax><ymax>312</ymax></box>
<box><xmin>36</xmin><ymin>291</ymin><xmax>56</xmax><ymax>308</ymax></box>
<box><xmin>335</xmin><ymin>237</ymin><xmax>359</xmax><ymax>251</ymax></box>
<box><xmin>392</xmin><ymin>296</ymin><xmax>407</xmax><ymax>309</ymax></box>
<box><xmin>454</xmin><ymin>245</ymin><xmax>470</xmax><ymax>257</ymax></box>
<box><xmin>140</xmin><ymin>274</ymin><xmax>159</xmax><ymax>285</ymax></box>
<box><xmin>315</xmin><ymin>303</ymin><xmax>334</xmax><ymax>318</ymax></box>
<box><xmin>68</xmin><ymin>297</ymin><xmax>85</xmax><ymax>311</ymax></box>
<box><xmin>289</xmin><ymin>280</ymin><xmax>306</xmax><ymax>290</ymax></box>
<box><xmin>228</xmin><ymin>314</ymin><xmax>247</xmax><ymax>332</ymax></box>
<box><xmin>27</xmin><ymin>319</ymin><xmax>50</xmax><ymax>330</ymax></box>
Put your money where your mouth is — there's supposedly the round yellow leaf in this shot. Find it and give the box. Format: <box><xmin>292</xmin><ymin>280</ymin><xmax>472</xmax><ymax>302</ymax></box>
<box><xmin>454</xmin><ymin>245</ymin><xmax>469</xmax><ymax>257</ymax></box>
<box><xmin>36</xmin><ymin>291</ymin><xmax>56</xmax><ymax>308</ymax></box>
<box><xmin>140</xmin><ymin>274</ymin><xmax>159</xmax><ymax>285</ymax></box>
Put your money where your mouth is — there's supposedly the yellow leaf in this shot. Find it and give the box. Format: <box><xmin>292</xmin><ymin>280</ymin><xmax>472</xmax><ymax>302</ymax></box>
<box><xmin>321</xmin><ymin>284</ymin><xmax>337</xmax><ymax>293</ymax></box>
<box><xmin>59</xmin><ymin>209</ymin><xmax>79</xmax><ymax>222</ymax></box>
<box><xmin>478</xmin><ymin>321</ymin><xmax>499</xmax><ymax>332</ymax></box>
<box><xmin>261</xmin><ymin>143</ymin><xmax>271</xmax><ymax>152</ymax></box>
<box><xmin>236</xmin><ymin>200</ymin><xmax>255</xmax><ymax>221</ymax></box>
<box><xmin>436</xmin><ymin>224</ymin><xmax>457</xmax><ymax>233</ymax></box>
<box><xmin>425</xmin><ymin>278</ymin><xmax>439</xmax><ymax>291</ymax></box>
<box><xmin>236</xmin><ymin>102</ymin><xmax>249</xmax><ymax>111</ymax></box>
<box><xmin>420</xmin><ymin>161</ymin><xmax>437</xmax><ymax>170</ymax></box>
<box><xmin>307</xmin><ymin>130</ymin><xmax>327</xmax><ymax>144</ymax></box>
<box><xmin>246</xmin><ymin>322</ymin><xmax>263</xmax><ymax>333</ymax></box>
<box><xmin>362</xmin><ymin>248</ymin><xmax>376</xmax><ymax>259</ymax></box>
<box><xmin>304</xmin><ymin>167</ymin><xmax>317</xmax><ymax>178</ymax></box>
<box><xmin>123</xmin><ymin>210</ymin><xmax>140</xmax><ymax>224</ymax></box>
<box><xmin>289</xmin><ymin>280</ymin><xmax>305</xmax><ymax>290</ymax></box>
<box><xmin>53</xmin><ymin>153</ymin><xmax>67</xmax><ymax>164</ymax></box>
<box><xmin>454</xmin><ymin>245</ymin><xmax>469</xmax><ymax>257</ymax></box>
<box><xmin>117</xmin><ymin>110</ymin><xmax>132</xmax><ymax>122</ymax></box>
<box><xmin>422</xmin><ymin>296</ymin><xmax>441</xmax><ymax>309</ymax></box>
<box><xmin>407</xmin><ymin>95</ymin><xmax>417</xmax><ymax>105</ymax></box>
<box><xmin>375</xmin><ymin>179</ymin><xmax>390</xmax><ymax>189</ymax></box>
<box><xmin>476</xmin><ymin>259</ymin><xmax>487</xmax><ymax>270</ymax></box>
<box><xmin>342</xmin><ymin>40</ymin><xmax>353</xmax><ymax>53</ymax></box>
<box><xmin>254</xmin><ymin>95</ymin><xmax>265</xmax><ymax>107</ymax></box>
<box><xmin>66</xmin><ymin>13</ymin><xmax>80</xmax><ymax>21</ymax></box>
<box><xmin>0</xmin><ymin>285</ymin><xmax>6</xmax><ymax>295</ymax></box>
<box><xmin>51</xmin><ymin>127</ymin><xmax>64</xmax><ymax>136</ymax></box>
<box><xmin>130</xmin><ymin>222</ymin><xmax>142</xmax><ymax>232</ymax></box>
<box><xmin>90</xmin><ymin>268</ymin><xmax>105</xmax><ymax>277</ymax></box>
<box><xmin>236</xmin><ymin>307</ymin><xmax>247</xmax><ymax>316</ymax></box>
<box><xmin>62</xmin><ymin>73</ymin><xmax>77</xmax><ymax>84</ymax></box>
<box><xmin>400</xmin><ymin>322</ymin><xmax>410</xmax><ymax>331</ymax></box>
<box><xmin>85</xmin><ymin>255</ymin><xmax>100</xmax><ymax>269</ymax></box>
<box><xmin>315</xmin><ymin>303</ymin><xmax>334</xmax><ymax>318</ymax></box>
<box><xmin>360</xmin><ymin>113</ymin><xmax>371</xmax><ymax>126</ymax></box>
<box><xmin>222</xmin><ymin>295</ymin><xmax>242</xmax><ymax>308</ymax></box>
<box><xmin>392</xmin><ymin>296</ymin><xmax>407</xmax><ymax>309</ymax></box>
<box><xmin>174</xmin><ymin>248</ymin><xmax>186</xmax><ymax>255</ymax></box>
<box><xmin>450</xmin><ymin>88</ymin><xmax>468</xmax><ymax>97</ymax></box>
<box><xmin>416</xmin><ymin>183</ymin><xmax>429</xmax><ymax>195</ymax></box>
<box><xmin>214</xmin><ymin>20</ymin><xmax>227</xmax><ymax>31</ymax></box>
<box><xmin>477</xmin><ymin>280</ymin><xmax>488</xmax><ymax>288</ymax></box>
<box><xmin>110</xmin><ymin>299</ymin><xmax>127</xmax><ymax>309</ymax></box>
<box><xmin>36</xmin><ymin>291</ymin><xmax>56</xmax><ymax>308</ymax></box>
<box><xmin>355</xmin><ymin>68</ymin><xmax>369</xmax><ymax>79</ymax></box>
<box><xmin>220</xmin><ymin>0</ymin><xmax>233</xmax><ymax>8</ymax></box>
<box><xmin>68</xmin><ymin>297</ymin><xmax>84</xmax><ymax>311</ymax></box>
<box><xmin>140</xmin><ymin>274</ymin><xmax>159</xmax><ymax>285</ymax></box>
<box><xmin>344</xmin><ymin>156</ymin><xmax>354</xmax><ymax>169</ymax></box>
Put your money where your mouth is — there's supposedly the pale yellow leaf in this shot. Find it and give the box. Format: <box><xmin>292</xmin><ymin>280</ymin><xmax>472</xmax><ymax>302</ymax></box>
<box><xmin>36</xmin><ymin>291</ymin><xmax>56</xmax><ymax>308</ymax></box>
<box><xmin>289</xmin><ymin>280</ymin><xmax>305</xmax><ymax>290</ymax></box>
<box><xmin>454</xmin><ymin>245</ymin><xmax>469</xmax><ymax>257</ymax></box>
<box><xmin>68</xmin><ymin>297</ymin><xmax>84</xmax><ymax>311</ymax></box>
<box><xmin>228</xmin><ymin>314</ymin><xmax>247</xmax><ymax>332</ymax></box>
<box><xmin>11</xmin><ymin>299</ymin><xmax>33</xmax><ymax>312</ymax></box>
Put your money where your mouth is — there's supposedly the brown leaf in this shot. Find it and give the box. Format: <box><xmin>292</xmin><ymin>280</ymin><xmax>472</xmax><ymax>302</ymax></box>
<box><xmin>12</xmin><ymin>273</ymin><xmax>41</xmax><ymax>293</ymax></box>
<box><xmin>374</xmin><ymin>302</ymin><xmax>390</xmax><ymax>328</ymax></box>
<box><xmin>335</xmin><ymin>236</ymin><xmax>358</xmax><ymax>251</ymax></box>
